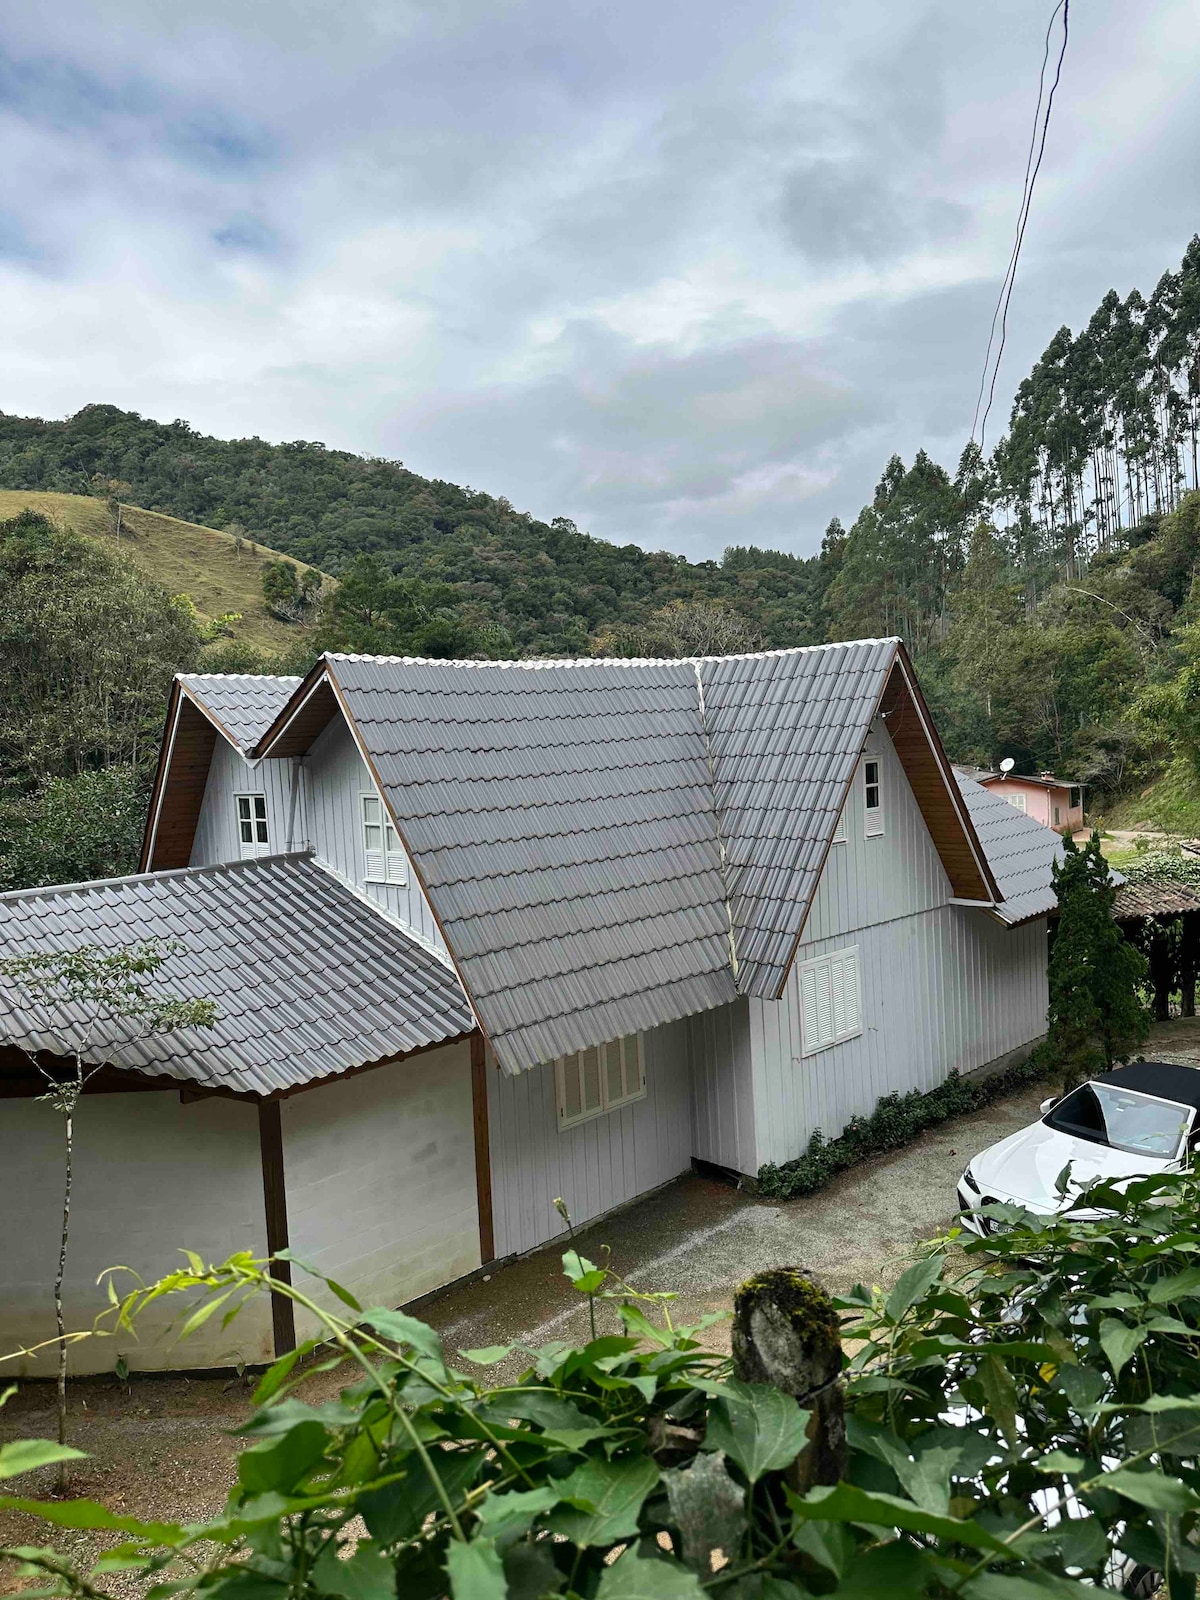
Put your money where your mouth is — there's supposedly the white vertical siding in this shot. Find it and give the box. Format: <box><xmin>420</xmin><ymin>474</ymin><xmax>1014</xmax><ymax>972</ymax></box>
<box><xmin>282</xmin><ymin>1043</ymin><xmax>479</xmax><ymax>1336</ymax></box>
<box><xmin>686</xmin><ymin>999</ymin><xmax>756</xmax><ymax>1175</ymax></box>
<box><xmin>0</xmin><ymin>1093</ymin><xmax>272</xmax><ymax>1375</ymax></box>
<box><xmin>750</xmin><ymin>909</ymin><xmax>1048</xmax><ymax>1168</ymax></box>
<box><xmin>303</xmin><ymin>717</ymin><xmax>445</xmax><ymax>950</ymax></box>
<box><xmin>191</xmin><ymin>737</ymin><xmax>307</xmax><ymax>868</ymax></box>
<box><xmin>487</xmin><ymin>1018</ymin><xmax>694</xmax><ymax>1260</ymax></box>
<box><xmin>804</xmin><ymin>722</ymin><xmax>951</xmax><ymax>942</ymax></box>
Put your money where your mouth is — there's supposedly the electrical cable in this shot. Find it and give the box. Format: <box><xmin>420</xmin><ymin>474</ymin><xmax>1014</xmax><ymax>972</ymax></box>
<box><xmin>972</xmin><ymin>0</ymin><xmax>1071</xmax><ymax>452</ymax></box>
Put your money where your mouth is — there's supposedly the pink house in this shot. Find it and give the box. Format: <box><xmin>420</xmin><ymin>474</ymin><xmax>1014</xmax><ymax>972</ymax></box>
<box><xmin>977</xmin><ymin>770</ymin><xmax>1084</xmax><ymax>833</ymax></box>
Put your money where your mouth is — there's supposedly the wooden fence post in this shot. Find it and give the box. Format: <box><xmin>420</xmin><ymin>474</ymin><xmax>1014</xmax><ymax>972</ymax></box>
<box><xmin>732</xmin><ymin>1266</ymin><xmax>844</xmax><ymax>1492</ymax></box>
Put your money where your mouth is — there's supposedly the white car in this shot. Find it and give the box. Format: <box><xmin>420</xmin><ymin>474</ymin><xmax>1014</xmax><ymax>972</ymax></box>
<box><xmin>958</xmin><ymin>1061</ymin><xmax>1200</xmax><ymax>1235</ymax></box>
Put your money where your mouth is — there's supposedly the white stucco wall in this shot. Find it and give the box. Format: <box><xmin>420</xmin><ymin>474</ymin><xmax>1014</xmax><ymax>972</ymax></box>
<box><xmin>0</xmin><ymin>1092</ymin><xmax>272</xmax><ymax>1376</ymax></box>
<box><xmin>280</xmin><ymin>1042</ymin><xmax>480</xmax><ymax>1339</ymax></box>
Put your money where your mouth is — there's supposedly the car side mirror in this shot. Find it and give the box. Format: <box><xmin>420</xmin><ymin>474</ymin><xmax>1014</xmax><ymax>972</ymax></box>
<box><xmin>1040</xmin><ymin>1097</ymin><xmax>1058</xmax><ymax>1116</ymax></box>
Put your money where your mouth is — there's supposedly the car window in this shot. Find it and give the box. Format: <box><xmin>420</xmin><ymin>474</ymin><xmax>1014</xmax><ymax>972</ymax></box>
<box><xmin>1045</xmin><ymin>1082</ymin><xmax>1191</xmax><ymax>1158</ymax></box>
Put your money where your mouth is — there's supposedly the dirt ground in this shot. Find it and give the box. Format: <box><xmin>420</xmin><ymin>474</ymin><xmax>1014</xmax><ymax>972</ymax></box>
<box><xmin>5</xmin><ymin>1026</ymin><xmax>1200</xmax><ymax>1592</ymax></box>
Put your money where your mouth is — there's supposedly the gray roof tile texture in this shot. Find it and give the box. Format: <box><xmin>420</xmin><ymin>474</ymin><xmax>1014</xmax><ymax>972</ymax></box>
<box><xmin>179</xmin><ymin>674</ymin><xmax>302</xmax><ymax>751</ymax></box>
<box><xmin>313</xmin><ymin>645</ymin><xmax>904</xmax><ymax>1070</ymax></box>
<box><xmin>954</xmin><ymin>772</ymin><xmax>1065</xmax><ymax>923</ymax></box>
<box><xmin>0</xmin><ymin>854</ymin><xmax>472</xmax><ymax>1095</ymax></box>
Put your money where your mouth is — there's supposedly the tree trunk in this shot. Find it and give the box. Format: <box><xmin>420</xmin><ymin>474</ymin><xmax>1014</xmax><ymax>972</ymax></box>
<box><xmin>56</xmin><ymin>1100</ymin><xmax>74</xmax><ymax>1494</ymax></box>
<box><xmin>1180</xmin><ymin>912</ymin><xmax>1199</xmax><ymax>1018</ymax></box>
<box><xmin>732</xmin><ymin>1268</ymin><xmax>844</xmax><ymax>1492</ymax></box>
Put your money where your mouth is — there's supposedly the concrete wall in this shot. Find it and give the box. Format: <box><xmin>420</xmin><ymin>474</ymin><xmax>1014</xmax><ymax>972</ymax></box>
<box><xmin>487</xmin><ymin>1018</ymin><xmax>694</xmax><ymax>1260</ymax></box>
<box><xmin>281</xmin><ymin>1042</ymin><xmax>479</xmax><ymax>1338</ymax></box>
<box><xmin>0</xmin><ymin>1092</ymin><xmax>272</xmax><ymax>1376</ymax></box>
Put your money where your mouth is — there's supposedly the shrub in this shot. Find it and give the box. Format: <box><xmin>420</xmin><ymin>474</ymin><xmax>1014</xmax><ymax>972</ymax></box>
<box><xmin>757</xmin><ymin>1049</ymin><xmax>1053</xmax><ymax>1199</ymax></box>
<box><xmin>9</xmin><ymin>1168</ymin><xmax>1200</xmax><ymax>1594</ymax></box>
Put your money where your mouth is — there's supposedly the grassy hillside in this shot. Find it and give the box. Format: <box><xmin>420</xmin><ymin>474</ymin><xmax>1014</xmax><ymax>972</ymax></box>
<box><xmin>1098</xmin><ymin>759</ymin><xmax>1200</xmax><ymax>839</ymax></box>
<box><xmin>0</xmin><ymin>489</ymin><xmax>322</xmax><ymax>656</ymax></box>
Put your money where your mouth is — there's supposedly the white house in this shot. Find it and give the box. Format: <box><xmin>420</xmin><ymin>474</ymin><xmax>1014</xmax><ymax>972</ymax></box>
<box><xmin>0</xmin><ymin>639</ymin><xmax>1061</xmax><ymax>1373</ymax></box>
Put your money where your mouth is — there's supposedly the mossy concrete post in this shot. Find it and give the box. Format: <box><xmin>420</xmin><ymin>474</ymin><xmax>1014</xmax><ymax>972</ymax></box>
<box><xmin>732</xmin><ymin>1266</ymin><xmax>844</xmax><ymax>1491</ymax></box>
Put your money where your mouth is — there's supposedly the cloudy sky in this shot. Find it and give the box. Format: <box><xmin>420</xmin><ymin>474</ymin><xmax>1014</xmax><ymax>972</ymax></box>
<box><xmin>2</xmin><ymin>1</ymin><xmax>1198</xmax><ymax>559</ymax></box>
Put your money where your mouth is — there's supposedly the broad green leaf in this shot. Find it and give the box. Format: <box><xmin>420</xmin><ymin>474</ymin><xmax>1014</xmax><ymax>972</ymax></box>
<box><xmin>838</xmin><ymin>1539</ymin><xmax>932</xmax><ymax>1599</ymax></box>
<box><xmin>486</xmin><ymin>1390</ymin><xmax>613</xmax><ymax>1448</ymax></box>
<box><xmin>252</xmin><ymin>1340</ymin><xmax>317</xmax><ymax>1404</ymax></box>
<box><xmin>311</xmin><ymin>1540</ymin><xmax>396</xmax><ymax>1600</ymax></box>
<box><xmin>473</xmin><ymin>1485</ymin><xmax>561</xmax><ymax>1544</ymax></box>
<box><xmin>0</xmin><ymin>1441</ymin><xmax>88</xmax><ymax>1481</ymax></box>
<box><xmin>1148</xmin><ymin>1264</ymin><xmax>1200</xmax><ymax>1303</ymax></box>
<box><xmin>978</xmin><ymin>1353</ymin><xmax>1019</xmax><ymax>1451</ymax></box>
<box><xmin>1036</xmin><ymin>1450</ymin><xmax>1084</xmax><ymax>1474</ymax></box>
<box><xmin>360</xmin><ymin>1447</ymin><xmax>484</xmax><ymax>1545</ymax></box>
<box><xmin>617</xmin><ymin>1303</ymin><xmax>671</xmax><ymax>1348</ymax></box>
<box><xmin>176</xmin><ymin>1289</ymin><xmax>236</xmax><ymax>1341</ymax></box>
<box><xmin>662</xmin><ymin>1451</ymin><xmax>746</xmax><ymax>1573</ymax></box>
<box><xmin>1054</xmin><ymin>1513</ymin><xmax>1107</xmax><ymax>1572</ymax></box>
<box><xmin>458</xmin><ymin>1345</ymin><xmax>515</xmax><ymax>1365</ymax></box>
<box><xmin>1101</xmin><ymin>1467</ymin><xmax>1198</xmax><ymax>1512</ymax></box>
<box><xmin>194</xmin><ymin>1574</ymin><xmax>288</xmax><ymax>1600</ymax></box>
<box><xmin>962</xmin><ymin>1572</ymin><xmax>1099</xmax><ymax>1598</ymax></box>
<box><xmin>595</xmin><ymin>1549</ymin><xmax>705</xmax><ymax>1599</ymax></box>
<box><xmin>503</xmin><ymin>1541</ymin><xmax>565</xmax><ymax>1599</ymax></box>
<box><xmin>562</xmin><ymin>1251</ymin><xmax>606</xmax><ymax>1293</ymax></box>
<box><xmin>790</xmin><ymin>1517</ymin><xmax>855</xmax><ymax>1577</ymax></box>
<box><xmin>360</xmin><ymin>1308</ymin><xmax>442</xmax><ymax>1360</ymax></box>
<box><xmin>237</xmin><ymin>1420</ymin><xmax>329</xmax><ymax>1497</ymax></box>
<box><xmin>445</xmin><ymin>1537</ymin><xmax>506</xmax><ymax>1600</ymax></box>
<box><xmin>0</xmin><ymin>1496</ymin><xmax>186</xmax><ymax>1544</ymax></box>
<box><xmin>546</xmin><ymin>1455</ymin><xmax>659</xmax><ymax>1546</ymax></box>
<box><xmin>1056</xmin><ymin>1363</ymin><xmax>1106</xmax><ymax>1420</ymax></box>
<box><xmin>704</xmin><ymin>1379</ymin><xmax>809</xmax><ymax>1484</ymax></box>
<box><xmin>1098</xmin><ymin>1316</ymin><xmax>1148</xmax><ymax>1376</ymax></box>
<box><xmin>883</xmin><ymin>1255</ymin><xmax>943</xmax><ymax>1323</ymax></box>
<box><xmin>789</xmin><ymin>1481</ymin><xmax>1012</xmax><ymax>1556</ymax></box>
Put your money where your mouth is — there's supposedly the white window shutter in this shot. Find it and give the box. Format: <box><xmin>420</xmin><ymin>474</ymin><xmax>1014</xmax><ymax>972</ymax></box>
<box><xmin>799</xmin><ymin>946</ymin><xmax>862</xmax><ymax>1054</ymax></box>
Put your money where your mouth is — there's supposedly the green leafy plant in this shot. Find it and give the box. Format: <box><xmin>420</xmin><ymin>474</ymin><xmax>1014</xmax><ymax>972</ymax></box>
<box><xmin>10</xmin><ymin>1166</ymin><xmax>1200</xmax><ymax>1594</ymax></box>
<box><xmin>757</xmin><ymin>1053</ymin><xmax>1052</xmax><ymax>1201</ymax></box>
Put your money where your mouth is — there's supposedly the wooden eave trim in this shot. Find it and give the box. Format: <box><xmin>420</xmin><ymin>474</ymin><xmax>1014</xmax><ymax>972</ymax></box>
<box><xmin>252</xmin><ymin>658</ymin><xmax>337</xmax><ymax>759</ymax></box>
<box><xmin>139</xmin><ymin>680</ymin><xmax>184</xmax><ymax>871</ymax></box>
<box><xmin>257</xmin><ymin>1099</ymin><xmax>296</xmax><ymax>1356</ymax></box>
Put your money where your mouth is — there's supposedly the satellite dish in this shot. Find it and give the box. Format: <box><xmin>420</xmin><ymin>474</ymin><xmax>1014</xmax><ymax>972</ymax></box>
<box><xmin>1000</xmin><ymin>757</ymin><xmax>1015</xmax><ymax>774</ymax></box>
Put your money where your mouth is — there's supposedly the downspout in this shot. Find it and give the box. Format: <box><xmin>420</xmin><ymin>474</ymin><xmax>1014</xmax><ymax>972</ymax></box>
<box><xmin>692</xmin><ymin>662</ymin><xmax>741</xmax><ymax>987</ymax></box>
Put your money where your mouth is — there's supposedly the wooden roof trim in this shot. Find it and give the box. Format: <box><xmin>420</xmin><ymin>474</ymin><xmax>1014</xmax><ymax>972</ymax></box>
<box><xmin>882</xmin><ymin>646</ymin><xmax>1001</xmax><ymax>904</ymax></box>
<box><xmin>139</xmin><ymin>679</ymin><xmax>184</xmax><ymax>871</ymax></box>
<box><xmin>771</xmin><ymin>642</ymin><xmax>1001</xmax><ymax>999</ymax></box>
<box><xmin>140</xmin><ymin>688</ymin><xmax>220</xmax><ymax>873</ymax></box>
<box><xmin>253</xmin><ymin>659</ymin><xmax>338</xmax><ymax>759</ymax></box>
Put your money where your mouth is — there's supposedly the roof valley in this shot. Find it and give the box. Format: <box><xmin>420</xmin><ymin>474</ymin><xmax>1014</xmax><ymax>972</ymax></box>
<box><xmin>691</xmin><ymin>660</ymin><xmax>742</xmax><ymax>989</ymax></box>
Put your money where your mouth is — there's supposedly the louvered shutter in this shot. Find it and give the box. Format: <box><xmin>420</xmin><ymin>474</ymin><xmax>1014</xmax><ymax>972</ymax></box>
<box><xmin>362</xmin><ymin>795</ymin><xmax>385</xmax><ymax>880</ymax></box>
<box><xmin>800</xmin><ymin>947</ymin><xmax>862</xmax><ymax>1054</ymax></box>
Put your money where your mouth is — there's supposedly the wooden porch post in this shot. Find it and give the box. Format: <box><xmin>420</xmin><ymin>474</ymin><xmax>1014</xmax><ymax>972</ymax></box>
<box><xmin>470</xmin><ymin>1032</ymin><xmax>495</xmax><ymax>1265</ymax></box>
<box><xmin>257</xmin><ymin>1098</ymin><xmax>296</xmax><ymax>1357</ymax></box>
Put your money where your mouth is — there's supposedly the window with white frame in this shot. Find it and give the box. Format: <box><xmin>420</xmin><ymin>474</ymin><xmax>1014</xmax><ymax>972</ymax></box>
<box><xmin>361</xmin><ymin>793</ymin><xmax>407</xmax><ymax>884</ymax></box>
<box><xmin>1004</xmin><ymin>791</ymin><xmax>1027</xmax><ymax>812</ymax></box>
<box><xmin>798</xmin><ymin>946</ymin><xmax>863</xmax><ymax>1055</ymax></box>
<box><xmin>863</xmin><ymin>758</ymin><xmax>883</xmax><ymax>837</ymax></box>
<box><xmin>235</xmin><ymin>794</ymin><xmax>270</xmax><ymax>859</ymax></box>
<box><xmin>554</xmin><ymin>1035</ymin><xmax>646</xmax><ymax>1131</ymax></box>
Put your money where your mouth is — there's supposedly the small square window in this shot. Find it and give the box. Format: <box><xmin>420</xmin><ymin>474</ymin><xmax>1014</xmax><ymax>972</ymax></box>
<box><xmin>864</xmin><ymin>759</ymin><xmax>883</xmax><ymax>838</ymax></box>
<box><xmin>555</xmin><ymin>1035</ymin><xmax>646</xmax><ymax>1131</ymax></box>
<box><xmin>361</xmin><ymin>793</ymin><xmax>407</xmax><ymax>885</ymax></box>
<box><xmin>235</xmin><ymin>794</ymin><xmax>269</xmax><ymax>858</ymax></box>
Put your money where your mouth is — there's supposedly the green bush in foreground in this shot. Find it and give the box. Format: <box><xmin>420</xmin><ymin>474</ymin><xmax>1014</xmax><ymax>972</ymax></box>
<box><xmin>9</xmin><ymin>1167</ymin><xmax>1200</xmax><ymax>1595</ymax></box>
<box><xmin>756</xmin><ymin>1052</ymin><xmax>1053</xmax><ymax>1200</ymax></box>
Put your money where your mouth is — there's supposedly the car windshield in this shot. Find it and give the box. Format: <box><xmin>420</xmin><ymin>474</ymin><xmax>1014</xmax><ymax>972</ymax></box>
<box><xmin>1045</xmin><ymin>1082</ymin><xmax>1191</xmax><ymax>1158</ymax></box>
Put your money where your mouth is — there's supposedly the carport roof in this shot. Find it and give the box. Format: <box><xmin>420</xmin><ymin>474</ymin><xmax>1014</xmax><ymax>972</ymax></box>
<box><xmin>0</xmin><ymin>853</ymin><xmax>473</xmax><ymax>1097</ymax></box>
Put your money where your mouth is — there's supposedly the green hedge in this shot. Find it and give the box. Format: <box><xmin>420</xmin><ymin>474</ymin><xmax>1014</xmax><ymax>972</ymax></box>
<box><xmin>755</xmin><ymin>1046</ymin><xmax>1054</xmax><ymax>1200</ymax></box>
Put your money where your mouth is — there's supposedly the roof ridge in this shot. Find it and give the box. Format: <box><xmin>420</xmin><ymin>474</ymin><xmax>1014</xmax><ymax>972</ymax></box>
<box><xmin>178</xmin><ymin>672</ymin><xmax>305</xmax><ymax>683</ymax></box>
<box><xmin>321</xmin><ymin>638</ymin><xmax>901</xmax><ymax>671</ymax></box>
<box><xmin>0</xmin><ymin>850</ymin><xmax>317</xmax><ymax>908</ymax></box>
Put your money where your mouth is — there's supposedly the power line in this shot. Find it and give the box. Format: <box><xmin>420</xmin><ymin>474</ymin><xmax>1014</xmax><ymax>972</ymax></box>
<box><xmin>971</xmin><ymin>0</ymin><xmax>1071</xmax><ymax>453</ymax></box>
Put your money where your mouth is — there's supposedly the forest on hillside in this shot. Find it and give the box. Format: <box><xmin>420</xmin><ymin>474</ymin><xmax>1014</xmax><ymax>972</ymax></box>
<box><xmin>4</xmin><ymin>235</ymin><xmax>1200</xmax><ymax>887</ymax></box>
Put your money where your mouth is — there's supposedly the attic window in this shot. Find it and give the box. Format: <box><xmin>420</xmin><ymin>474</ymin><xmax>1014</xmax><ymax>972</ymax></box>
<box><xmin>555</xmin><ymin>1036</ymin><xmax>646</xmax><ymax>1131</ymax></box>
<box><xmin>236</xmin><ymin>794</ymin><xmax>270</xmax><ymax>859</ymax></box>
<box><xmin>864</xmin><ymin>759</ymin><xmax>883</xmax><ymax>838</ymax></box>
<box><xmin>361</xmin><ymin>794</ymin><xmax>407</xmax><ymax>885</ymax></box>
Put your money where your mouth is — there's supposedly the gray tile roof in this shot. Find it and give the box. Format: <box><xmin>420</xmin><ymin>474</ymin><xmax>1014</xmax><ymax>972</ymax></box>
<box><xmin>0</xmin><ymin>854</ymin><xmax>472</xmax><ymax>1096</ymax></box>
<box><xmin>954</xmin><ymin>771</ymin><xmax>1065</xmax><ymax>924</ymax></box>
<box><xmin>699</xmin><ymin>640</ymin><xmax>896</xmax><ymax>995</ymax></box>
<box><xmin>327</xmin><ymin>654</ymin><xmax>740</xmax><ymax>1073</ymax></box>
<box><xmin>179</xmin><ymin>674</ymin><xmax>303</xmax><ymax>752</ymax></box>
